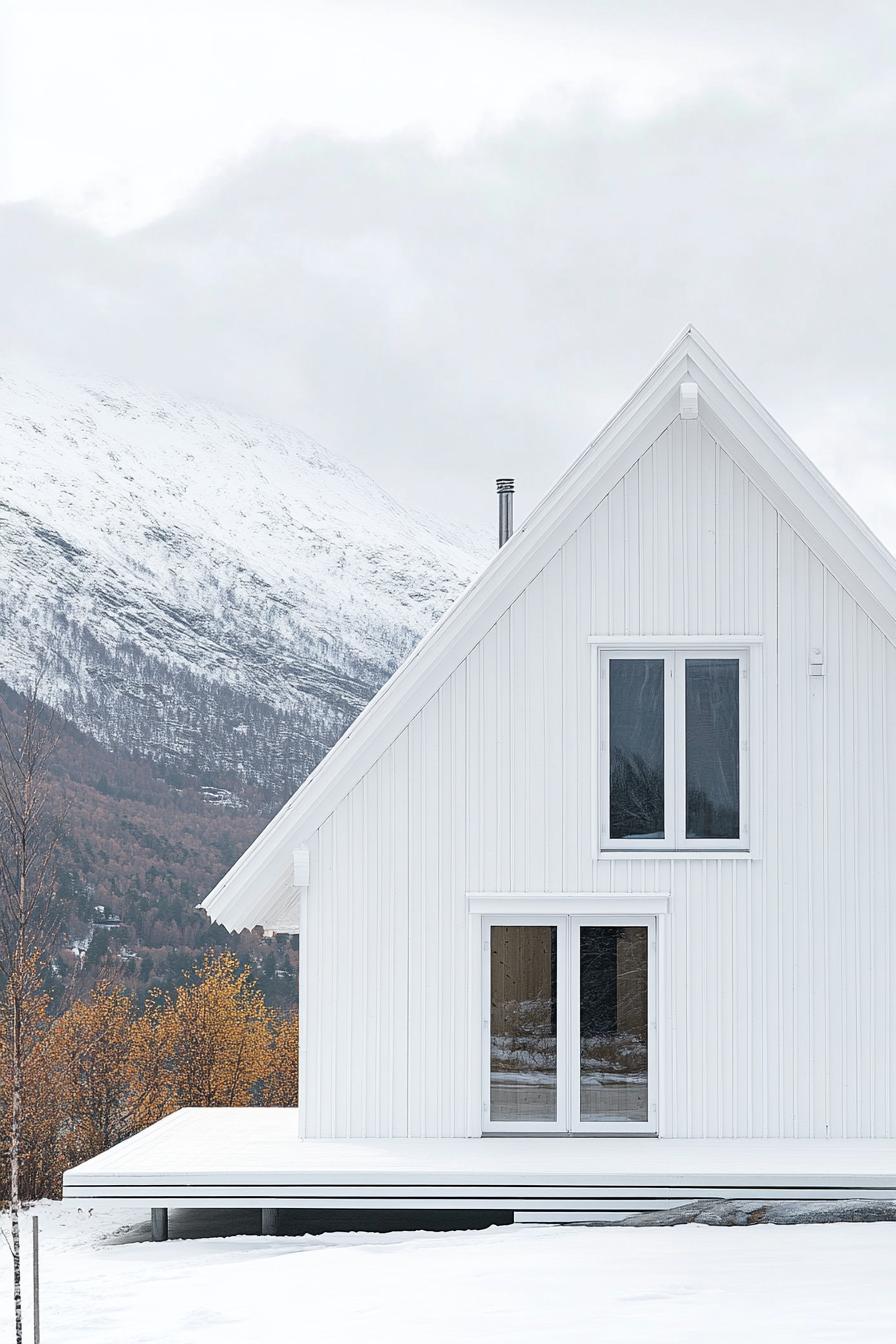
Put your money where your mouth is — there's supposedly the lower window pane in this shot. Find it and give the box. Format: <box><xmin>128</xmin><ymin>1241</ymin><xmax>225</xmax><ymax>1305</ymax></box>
<box><xmin>579</xmin><ymin>926</ymin><xmax>648</xmax><ymax>1123</ymax></box>
<box><xmin>490</xmin><ymin>925</ymin><xmax>557</xmax><ymax>1123</ymax></box>
<box><xmin>685</xmin><ymin>658</ymin><xmax>740</xmax><ymax>839</ymax></box>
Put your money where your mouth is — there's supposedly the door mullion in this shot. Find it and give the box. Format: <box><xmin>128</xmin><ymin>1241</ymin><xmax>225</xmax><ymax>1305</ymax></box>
<box><xmin>648</xmin><ymin>920</ymin><xmax>658</xmax><ymax>1130</ymax></box>
<box><xmin>568</xmin><ymin>917</ymin><xmax>579</xmax><ymax>1133</ymax></box>
<box><xmin>563</xmin><ymin>916</ymin><xmax>575</xmax><ymax>1133</ymax></box>
<box><xmin>557</xmin><ymin>917</ymin><xmax>569</xmax><ymax>1132</ymax></box>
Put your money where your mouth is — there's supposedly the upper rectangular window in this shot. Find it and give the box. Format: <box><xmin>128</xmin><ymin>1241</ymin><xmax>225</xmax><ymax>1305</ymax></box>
<box><xmin>600</xmin><ymin>647</ymin><xmax>749</xmax><ymax>852</ymax></box>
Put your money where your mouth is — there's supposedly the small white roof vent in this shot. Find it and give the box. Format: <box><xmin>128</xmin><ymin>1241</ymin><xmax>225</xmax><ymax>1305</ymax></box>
<box><xmin>679</xmin><ymin>381</ymin><xmax>699</xmax><ymax>419</ymax></box>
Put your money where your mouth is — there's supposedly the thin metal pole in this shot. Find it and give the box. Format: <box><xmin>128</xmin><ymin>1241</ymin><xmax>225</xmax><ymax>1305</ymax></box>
<box><xmin>32</xmin><ymin>1214</ymin><xmax>39</xmax><ymax>1344</ymax></box>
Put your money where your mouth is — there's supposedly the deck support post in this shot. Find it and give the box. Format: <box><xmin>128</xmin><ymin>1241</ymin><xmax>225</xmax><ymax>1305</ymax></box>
<box><xmin>261</xmin><ymin>1208</ymin><xmax>280</xmax><ymax>1235</ymax></box>
<box><xmin>151</xmin><ymin>1208</ymin><xmax>168</xmax><ymax>1242</ymax></box>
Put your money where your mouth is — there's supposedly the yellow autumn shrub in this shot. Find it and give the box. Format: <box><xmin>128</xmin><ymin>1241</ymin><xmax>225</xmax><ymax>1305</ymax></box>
<box><xmin>1</xmin><ymin>951</ymin><xmax>298</xmax><ymax>1198</ymax></box>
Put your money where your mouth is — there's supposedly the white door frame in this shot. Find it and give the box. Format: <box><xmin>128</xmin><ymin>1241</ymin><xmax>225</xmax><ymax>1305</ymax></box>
<box><xmin>470</xmin><ymin>897</ymin><xmax>666</xmax><ymax>1137</ymax></box>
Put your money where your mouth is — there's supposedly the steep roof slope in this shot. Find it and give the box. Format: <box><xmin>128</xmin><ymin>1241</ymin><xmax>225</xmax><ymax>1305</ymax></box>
<box><xmin>204</xmin><ymin>326</ymin><xmax>896</xmax><ymax>931</ymax></box>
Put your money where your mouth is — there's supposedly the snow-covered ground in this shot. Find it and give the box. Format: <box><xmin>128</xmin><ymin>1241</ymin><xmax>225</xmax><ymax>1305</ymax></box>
<box><xmin>3</xmin><ymin>1202</ymin><xmax>896</xmax><ymax>1342</ymax></box>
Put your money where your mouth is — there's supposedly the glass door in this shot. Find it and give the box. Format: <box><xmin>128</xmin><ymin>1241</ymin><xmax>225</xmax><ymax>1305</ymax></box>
<box><xmin>484</xmin><ymin>919</ymin><xmax>568</xmax><ymax>1133</ymax></box>
<box><xmin>483</xmin><ymin>916</ymin><xmax>655</xmax><ymax>1134</ymax></box>
<box><xmin>571</xmin><ymin>919</ymin><xmax>655</xmax><ymax>1133</ymax></box>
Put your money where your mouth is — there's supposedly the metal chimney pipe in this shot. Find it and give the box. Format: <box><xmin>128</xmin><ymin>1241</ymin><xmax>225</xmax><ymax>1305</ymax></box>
<box><xmin>497</xmin><ymin>478</ymin><xmax>514</xmax><ymax>548</ymax></box>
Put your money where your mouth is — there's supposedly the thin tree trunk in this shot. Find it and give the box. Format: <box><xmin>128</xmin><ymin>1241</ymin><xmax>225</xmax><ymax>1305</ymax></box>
<box><xmin>32</xmin><ymin>1214</ymin><xmax>39</xmax><ymax>1344</ymax></box>
<box><xmin>10</xmin><ymin>995</ymin><xmax>22</xmax><ymax>1344</ymax></box>
<box><xmin>9</xmin><ymin>811</ymin><xmax>28</xmax><ymax>1344</ymax></box>
<box><xmin>0</xmin><ymin>695</ymin><xmax>60</xmax><ymax>1344</ymax></box>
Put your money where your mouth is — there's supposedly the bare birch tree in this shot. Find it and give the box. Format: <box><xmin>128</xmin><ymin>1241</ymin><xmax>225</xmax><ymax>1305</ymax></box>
<box><xmin>0</xmin><ymin>685</ymin><xmax>62</xmax><ymax>1344</ymax></box>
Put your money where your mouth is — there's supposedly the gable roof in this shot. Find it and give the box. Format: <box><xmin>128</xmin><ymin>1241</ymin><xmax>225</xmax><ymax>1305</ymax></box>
<box><xmin>203</xmin><ymin>326</ymin><xmax>896</xmax><ymax>931</ymax></box>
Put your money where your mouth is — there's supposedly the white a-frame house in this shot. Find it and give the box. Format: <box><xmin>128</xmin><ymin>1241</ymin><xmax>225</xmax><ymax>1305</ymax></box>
<box><xmin>65</xmin><ymin>328</ymin><xmax>896</xmax><ymax>1226</ymax></box>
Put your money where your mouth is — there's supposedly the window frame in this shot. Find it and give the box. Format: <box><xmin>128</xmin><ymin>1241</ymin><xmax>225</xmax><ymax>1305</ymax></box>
<box><xmin>596</xmin><ymin>642</ymin><xmax>753</xmax><ymax>855</ymax></box>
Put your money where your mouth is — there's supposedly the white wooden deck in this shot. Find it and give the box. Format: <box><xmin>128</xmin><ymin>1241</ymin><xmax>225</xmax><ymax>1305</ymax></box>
<box><xmin>61</xmin><ymin>1108</ymin><xmax>896</xmax><ymax>1216</ymax></box>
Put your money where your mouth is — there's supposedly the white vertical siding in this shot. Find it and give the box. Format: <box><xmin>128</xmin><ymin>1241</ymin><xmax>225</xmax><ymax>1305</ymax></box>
<box><xmin>302</xmin><ymin>418</ymin><xmax>896</xmax><ymax>1139</ymax></box>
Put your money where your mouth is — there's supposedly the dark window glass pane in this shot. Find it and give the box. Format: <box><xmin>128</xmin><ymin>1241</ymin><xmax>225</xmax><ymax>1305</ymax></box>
<box><xmin>490</xmin><ymin>926</ymin><xmax>557</xmax><ymax>1123</ymax></box>
<box><xmin>685</xmin><ymin>658</ymin><xmax>740</xmax><ymax>839</ymax></box>
<box><xmin>579</xmin><ymin>926</ymin><xmax>648</xmax><ymax>1123</ymax></box>
<box><xmin>609</xmin><ymin>659</ymin><xmax>664</xmax><ymax>840</ymax></box>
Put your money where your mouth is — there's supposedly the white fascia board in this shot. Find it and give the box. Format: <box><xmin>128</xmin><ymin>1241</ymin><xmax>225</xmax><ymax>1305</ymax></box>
<box><xmin>686</xmin><ymin>327</ymin><xmax>896</xmax><ymax>586</ymax></box>
<box><xmin>687</xmin><ymin>329</ymin><xmax>896</xmax><ymax>588</ymax></box>
<box><xmin>688</xmin><ymin>349</ymin><xmax>896</xmax><ymax>643</ymax></box>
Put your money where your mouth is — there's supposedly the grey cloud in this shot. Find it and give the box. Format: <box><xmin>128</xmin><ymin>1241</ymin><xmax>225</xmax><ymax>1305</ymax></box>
<box><xmin>1</xmin><ymin>48</ymin><xmax>895</xmax><ymax>538</ymax></box>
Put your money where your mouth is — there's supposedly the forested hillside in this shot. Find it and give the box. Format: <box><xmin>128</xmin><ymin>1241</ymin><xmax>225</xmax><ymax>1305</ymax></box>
<box><xmin>0</xmin><ymin>364</ymin><xmax>485</xmax><ymax>1009</ymax></box>
<box><xmin>0</xmin><ymin>683</ymin><xmax>292</xmax><ymax>1008</ymax></box>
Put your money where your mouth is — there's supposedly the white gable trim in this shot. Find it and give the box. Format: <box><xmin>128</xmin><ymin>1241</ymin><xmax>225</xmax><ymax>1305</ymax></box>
<box><xmin>203</xmin><ymin>326</ymin><xmax>896</xmax><ymax>932</ymax></box>
<box><xmin>696</xmin><ymin>385</ymin><xmax>896</xmax><ymax>645</ymax></box>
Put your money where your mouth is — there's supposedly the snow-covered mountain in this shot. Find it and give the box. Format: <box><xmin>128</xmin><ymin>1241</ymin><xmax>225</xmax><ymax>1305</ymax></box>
<box><xmin>0</xmin><ymin>363</ymin><xmax>487</xmax><ymax>799</ymax></box>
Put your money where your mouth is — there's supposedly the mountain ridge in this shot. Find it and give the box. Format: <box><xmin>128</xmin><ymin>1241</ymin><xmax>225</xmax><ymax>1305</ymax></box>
<box><xmin>0</xmin><ymin>360</ymin><xmax>487</xmax><ymax>803</ymax></box>
<box><xmin>0</xmin><ymin>361</ymin><xmax>487</xmax><ymax>1002</ymax></box>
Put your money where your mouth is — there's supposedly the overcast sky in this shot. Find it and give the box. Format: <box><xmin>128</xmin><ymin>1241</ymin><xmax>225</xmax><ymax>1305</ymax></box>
<box><xmin>1</xmin><ymin>0</ymin><xmax>895</xmax><ymax>536</ymax></box>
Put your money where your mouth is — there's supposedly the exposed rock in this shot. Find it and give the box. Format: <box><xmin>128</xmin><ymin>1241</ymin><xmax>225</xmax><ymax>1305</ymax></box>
<box><xmin>607</xmin><ymin>1199</ymin><xmax>896</xmax><ymax>1227</ymax></box>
